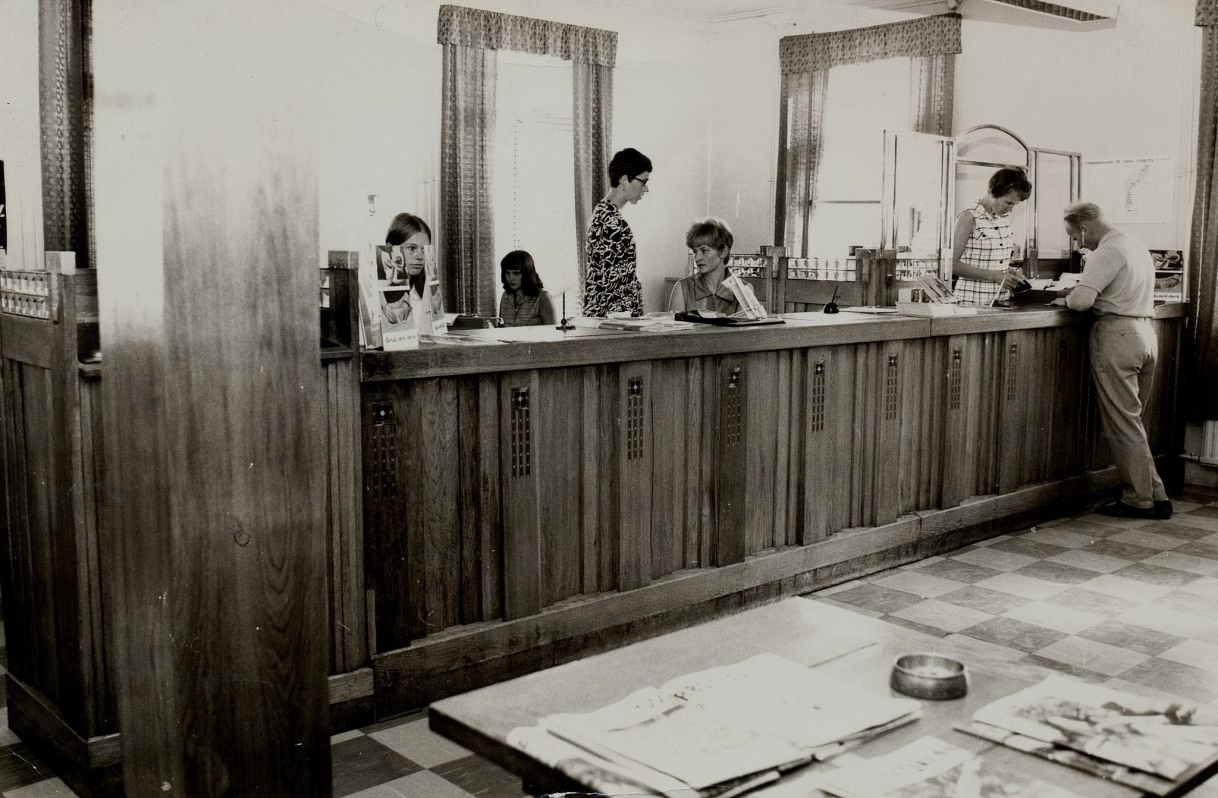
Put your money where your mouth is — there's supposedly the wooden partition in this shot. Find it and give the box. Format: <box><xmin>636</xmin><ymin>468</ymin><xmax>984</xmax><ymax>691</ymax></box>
<box><xmin>0</xmin><ymin>262</ymin><xmax>118</xmax><ymax>796</ymax></box>
<box><xmin>360</xmin><ymin>306</ymin><xmax>1184</xmax><ymax>718</ymax></box>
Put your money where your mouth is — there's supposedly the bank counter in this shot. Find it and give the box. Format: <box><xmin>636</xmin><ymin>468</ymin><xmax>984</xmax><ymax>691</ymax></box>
<box><xmin>333</xmin><ymin>298</ymin><xmax>1184</xmax><ymax>724</ymax></box>
<box><xmin>0</xmin><ymin>259</ymin><xmax>1185</xmax><ymax>796</ymax></box>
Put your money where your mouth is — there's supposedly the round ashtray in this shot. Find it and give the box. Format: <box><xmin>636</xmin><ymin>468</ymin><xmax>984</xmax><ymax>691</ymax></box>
<box><xmin>890</xmin><ymin>653</ymin><xmax>968</xmax><ymax>700</ymax></box>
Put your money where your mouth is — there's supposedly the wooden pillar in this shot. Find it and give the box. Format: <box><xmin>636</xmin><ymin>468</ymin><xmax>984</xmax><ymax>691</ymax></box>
<box><xmin>38</xmin><ymin>0</ymin><xmax>91</xmax><ymax>267</ymax></box>
<box><xmin>92</xmin><ymin>2</ymin><xmax>330</xmax><ymax>795</ymax></box>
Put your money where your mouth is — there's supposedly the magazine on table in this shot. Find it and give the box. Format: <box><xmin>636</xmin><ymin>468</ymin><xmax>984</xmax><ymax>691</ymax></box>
<box><xmin>958</xmin><ymin>718</ymin><xmax>1176</xmax><ymax>795</ymax></box>
<box><xmin>536</xmin><ymin>652</ymin><xmax>921</xmax><ymax>794</ymax></box>
<box><xmin>813</xmin><ymin>735</ymin><xmax>1084</xmax><ymax>798</ymax></box>
<box><xmin>964</xmin><ymin>675</ymin><xmax>1218</xmax><ymax>784</ymax></box>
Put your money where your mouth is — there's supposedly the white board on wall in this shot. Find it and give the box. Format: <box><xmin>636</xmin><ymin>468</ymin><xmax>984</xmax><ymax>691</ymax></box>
<box><xmin>1082</xmin><ymin>156</ymin><xmax>1175</xmax><ymax>224</ymax></box>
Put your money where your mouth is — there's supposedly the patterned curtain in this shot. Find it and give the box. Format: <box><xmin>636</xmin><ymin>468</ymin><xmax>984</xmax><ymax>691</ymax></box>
<box><xmin>437</xmin><ymin>5</ymin><xmax>617</xmax><ymax>315</ymax></box>
<box><xmin>572</xmin><ymin>61</ymin><xmax>613</xmax><ymax>309</ymax></box>
<box><xmin>39</xmin><ymin>0</ymin><xmax>93</xmax><ymax>269</ymax></box>
<box><xmin>775</xmin><ymin>14</ymin><xmax>960</xmax><ymax>255</ymax></box>
<box><xmin>440</xmin><ymin>43</ymin><xmax>497</xmax><ymax>315</ymax></box>
<box><xmin>911</xmin><ymin>54</ymin><xmax>954</xmax><ymax>136</ymax></box>
<box><xmin>1188</xmin><ymin>11</ymin><xmax>1218</xmax><ymax>418</ymax></box>
<box><xmin>774</xmin><ymin>71</ymin><xmax>829</xmax><ymax>258</ymax></box>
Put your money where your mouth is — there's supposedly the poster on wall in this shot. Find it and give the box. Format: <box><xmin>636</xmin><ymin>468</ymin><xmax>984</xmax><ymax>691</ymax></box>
<box><xmin>1082</xmin><ymin>156</ymin><xmax>1174</xmax><ymax>224</ymax></box>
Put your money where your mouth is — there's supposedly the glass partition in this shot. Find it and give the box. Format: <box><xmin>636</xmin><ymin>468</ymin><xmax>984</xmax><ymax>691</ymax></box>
<box><xmin>890</xmin><ymin>132</ymin><xmax>952</xmax><ymax>260</ymax></box>
<box><xmin>1032</xmin><ymin>150</ymin><xmax>1079</xmax><ymax>260</ymax></box>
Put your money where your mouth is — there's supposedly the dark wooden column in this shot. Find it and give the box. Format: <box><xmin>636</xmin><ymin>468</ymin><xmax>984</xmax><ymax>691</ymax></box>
<box><xmin>92</xmin><ymin>2</ymin><xmax>330</xmax><ymax>795</ymax></box>
<box><xmin>39</xmin><ymin>0</ymin><xmax>91</xmax><ymax>267</ymax></box>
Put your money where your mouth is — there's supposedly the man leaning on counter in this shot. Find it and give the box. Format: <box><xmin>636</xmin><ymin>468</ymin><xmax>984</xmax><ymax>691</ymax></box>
<box><xmin>1056</xmin><ymin>201</ymin><xmax>1172</xmax><ymax>521</ymax></box>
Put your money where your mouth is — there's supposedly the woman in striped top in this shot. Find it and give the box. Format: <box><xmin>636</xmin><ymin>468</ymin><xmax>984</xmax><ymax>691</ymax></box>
<box><xmin>951</xmin><ymin>167</ymin><xmax>1033</xmax><ymax>307</ymax></box>
<box><xmin>498</xmin><ymin>250</ymin><xmax>557</xmax><ymax>327</ymax></box>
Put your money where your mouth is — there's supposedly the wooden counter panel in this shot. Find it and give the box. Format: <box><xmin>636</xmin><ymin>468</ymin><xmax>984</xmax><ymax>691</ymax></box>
<box><xmin>361</xmin><ymin>304</ymin><xmax>1185</xmax><ymax>384</ymax></box>
<box><xmin>324</xmin><ymin>358</ymin><xmax>367</xmax><ymax>672</ymax></box>
<box><xmin>537</xmin><ymin>369</ymin><xmax>585</xmax><ymax>608</ymax></box>
<box><xmin>650</xmin><ymin>359</ymin><xmax>699</xmax><ymax>578</ymax></box>
<box><xmin>358</xmin><ymin>314</ymin><xmax>1185</xmax><ymax>684</ymax></box>
<box><xmin>362</xmin><ymin>316</ymin><xmax>934</xmax><ymax>381</ymax></box>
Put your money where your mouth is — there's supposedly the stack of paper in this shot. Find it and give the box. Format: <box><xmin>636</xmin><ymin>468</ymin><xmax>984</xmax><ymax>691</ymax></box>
<box><xmin>958</xmin><ymin>675</ymin><xmax>1218</xmax><ymax>795</ymax></box>
<box><xmin>598</xmin><ymin>312</ymin><xmax>695</xmax><ymax>332</ymax></box>
<box><xmin>814</xmin><ymin>736</ymin><xmax>1083</xmax><ymax>798</ymax></box>
<box><xmin>509</xmin><ymin>653</ymin><xmax>921</xmax><ymax>797</ymax></box>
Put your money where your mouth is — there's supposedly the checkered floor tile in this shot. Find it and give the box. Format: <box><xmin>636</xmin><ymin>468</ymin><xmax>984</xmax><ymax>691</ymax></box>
<box><xmin>2</xmin><ymin>487</ymin><xmax>1218</xmax><ymax>796</ymax></box>
<box><xmin>812</xmin><ymin>484</ymin><xmax>1218</xmax><ymax>797</ymax></box>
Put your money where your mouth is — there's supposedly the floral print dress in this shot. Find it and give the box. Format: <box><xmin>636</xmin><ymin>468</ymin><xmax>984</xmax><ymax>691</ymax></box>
<box><xmin>584</xmin><ymin>199</ymin><xmax>643</xmax><ymax>317</ymax></box>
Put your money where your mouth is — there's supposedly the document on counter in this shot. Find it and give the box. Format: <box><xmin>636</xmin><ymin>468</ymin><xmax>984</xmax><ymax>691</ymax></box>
<box><xmin>963</xmin><ymin>675</ymin><xmax>1218</xmax><ymax>787</ymax></box>
<box><xmin>809</xmin><ymin>736</ymin><xmax>1083</xmax><ymax>798</ymax></box>
<box><xmin>534</xmin><ymin>653</ymin><xmax>921</xmax><ymax>794</ymax></box>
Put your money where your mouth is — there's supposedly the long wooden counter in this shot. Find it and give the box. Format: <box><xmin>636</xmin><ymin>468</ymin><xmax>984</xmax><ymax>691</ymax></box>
<box><xmin>0</xmin><ymin>293</ymin><xmax>1184</xmax><ymax>796</ymax></box>
<box><xmin>354</xmin><ymin>304</ymin><xmax>1184</xmax><ymax>719</ymax></box>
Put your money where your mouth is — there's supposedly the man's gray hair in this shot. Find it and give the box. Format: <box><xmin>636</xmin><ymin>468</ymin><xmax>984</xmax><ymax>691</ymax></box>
<box><xmin>1063</xmin><ymin>202</ymin><xmax>1104</xmax><ymax>227</ymax></box>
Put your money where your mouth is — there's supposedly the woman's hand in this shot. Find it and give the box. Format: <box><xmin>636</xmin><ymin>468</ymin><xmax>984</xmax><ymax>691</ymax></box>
<box><xmin>998</xmin><ymin>267</ymin><xmax>1029</xmax><ymax>291</ymax></box>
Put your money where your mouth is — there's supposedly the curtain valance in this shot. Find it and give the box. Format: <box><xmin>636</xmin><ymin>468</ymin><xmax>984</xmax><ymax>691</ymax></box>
<box><xmin>779</xmin><ymin>13</ymin><xmax>960</xmax><ymax>75</ymax></box>
<box><xmin>1200</xmin><ymin>0</ymin><xmax>1218</xmax><ymax>26</ymax></box>
<box><xmin>437</xmin><ymin>5</ymin><xmax>617</xmax><ymax>67</ymax></box>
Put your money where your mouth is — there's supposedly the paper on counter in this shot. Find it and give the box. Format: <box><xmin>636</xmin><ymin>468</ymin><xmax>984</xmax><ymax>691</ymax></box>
<box><xmin>813</xmin><ymin>736</ymin><xmax>1083</xmax><ymax>798</ymax></box>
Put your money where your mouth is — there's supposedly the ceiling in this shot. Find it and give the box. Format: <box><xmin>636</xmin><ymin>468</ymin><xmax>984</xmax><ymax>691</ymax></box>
<box><xmin>643</xmin><ymin>0</ymin><xmax>1118</xmax><ymax>25</ymax></box>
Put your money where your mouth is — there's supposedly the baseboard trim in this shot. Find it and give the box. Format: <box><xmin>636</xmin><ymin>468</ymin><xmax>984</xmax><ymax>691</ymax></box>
<box><xmin>6</xmin><ymin>674</ymin><xmax>122</xmax><ymax>797</ymax></box>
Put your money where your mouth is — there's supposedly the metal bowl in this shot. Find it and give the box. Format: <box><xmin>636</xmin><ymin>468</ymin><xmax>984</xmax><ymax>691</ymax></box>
<box><xmin>890</xmin><ymin>653</ymin><xmax>968</xmax><ymax>700</ymax></box>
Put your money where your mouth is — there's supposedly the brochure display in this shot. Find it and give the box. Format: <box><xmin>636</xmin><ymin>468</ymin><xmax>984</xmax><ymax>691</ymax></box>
<box><xmin>896</xmin><ymin>274</ymin><xmax>977</xmax><ymax>317</ymax></box>
<box><xmin>358</xmin><ymin>241</ymin><xmax>446</xmax><ymax>351</ymax></box>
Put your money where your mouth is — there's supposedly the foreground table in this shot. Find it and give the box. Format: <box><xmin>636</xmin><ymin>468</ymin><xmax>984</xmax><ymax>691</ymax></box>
<box><xmin>430</xmin><ymin>597</ymin><xmax>1214</xmax><ymax>797</ymax></box>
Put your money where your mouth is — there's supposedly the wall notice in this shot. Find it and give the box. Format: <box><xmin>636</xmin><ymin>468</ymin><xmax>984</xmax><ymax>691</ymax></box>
<box><xmin>1082</xmin><ymin>156</ymin><xmax>1174</xmax><ymax>224</ymax></box>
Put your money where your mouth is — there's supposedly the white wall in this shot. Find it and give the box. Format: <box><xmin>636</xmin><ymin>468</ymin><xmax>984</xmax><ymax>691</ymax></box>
<box><xmin>706</xmin><ymin>5</ymin><xmax>911</xmax><ymax>257</ymax></box>
<box><xmin>953</xmin><ymin>0</ymin><xmax>1200</xmax><ymax>249</ymax></box>
<box><xmin>314</xmin><ymin>0</ymin><xmax>713</xmax><ymax>312</ymax></box>
<box><xmin>706</xmin><ymin>0</ymin><xmax>1202</xmax><ymax>254</ymax></box>
<box><xmin>10</xmin><ymin>0</ymin><xmax>1207</xmax><ymax>301</ymax></box>
<box><xmin>0</xmin><ymin>0</ymin><xmax>45</xmax><ymax>271</ymax></box>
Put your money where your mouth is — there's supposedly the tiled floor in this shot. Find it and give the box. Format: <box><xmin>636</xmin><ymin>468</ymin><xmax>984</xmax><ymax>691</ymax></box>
<box><xmin>3</xmin><ymin>486</ymin><xmax>1218</xmax><ymax>796</ymax></box>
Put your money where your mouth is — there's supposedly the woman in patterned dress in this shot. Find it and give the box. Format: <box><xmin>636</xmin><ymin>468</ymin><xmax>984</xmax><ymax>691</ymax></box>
<box><xmin>951</xmin><ymin>167</ymin><xmax>1033</xmax><ymax>307</ymax></box>
<box><xmin>498</xmin><ymin>250</ymin><xmax>557</xmax><ymax>327</ymax></box>
<box><xmin>583</xmin><ymin>148</ymin><xmax>651</xmax><ymax>317</ymax></box>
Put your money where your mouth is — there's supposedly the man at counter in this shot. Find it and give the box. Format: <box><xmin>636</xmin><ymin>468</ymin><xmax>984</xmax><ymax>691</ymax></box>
<box><xmin>1058</xmin><ymin>202</ymin><xmax>1172</xmax><ymax>519</ymax></box>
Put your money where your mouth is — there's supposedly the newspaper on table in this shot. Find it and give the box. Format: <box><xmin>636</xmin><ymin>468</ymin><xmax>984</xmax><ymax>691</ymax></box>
<box><xmin>529</xmin><ymin>652</ymin><xmax>921</xmax><ymax>794</ymax></box>
<box><xmin>812</xmin><ymin>735</ymin><xmax>1084</xmax><ymax>798</ymax></box>
<box><xmin>968</xmin><ymin>675</ymin><xmax>1218</xmax><ymax>782</ymax></box>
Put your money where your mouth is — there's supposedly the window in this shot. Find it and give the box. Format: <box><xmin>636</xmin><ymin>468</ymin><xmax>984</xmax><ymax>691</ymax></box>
<box><xmin>805</xmin><ymin>57</ymin><xmax>912</xmax><ymax>261</ymax></box>
<box><xmin>492</xmin><ymin>52</ymin><xmax>579</xmax><ymax>309</ymax></box>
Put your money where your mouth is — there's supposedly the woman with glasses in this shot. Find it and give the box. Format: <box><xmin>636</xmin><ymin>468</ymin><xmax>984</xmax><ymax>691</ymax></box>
<box><xmin>380</xmin><ymin>212</ymin><xmax>437</xmax><ymax>334</ymax></box>
<box><xmin>498</xmin><ymin>250</ymin><xmax>557</xmax><ymax>327</ymax></box>
<box><xmin>583</xmin><ymin>148</ymin><xmax>651</xmax><ymax>318</ymax></box>
<box><xmin>668</xmin><ymin>218</ymin><xmax>739</xmax><ymax>315</ymax></box>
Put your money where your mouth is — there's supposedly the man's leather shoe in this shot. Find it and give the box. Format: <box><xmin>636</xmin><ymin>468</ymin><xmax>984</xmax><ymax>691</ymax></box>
<box><xmin>1097</xmin><ymin>501</ymin><xmax>1156</xmax><ymax>519</ymax></box>
<box><xmin>1153</xmin><ymin>500</ymin><xmax>1173</xmax><ymax>519</ymax></box>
